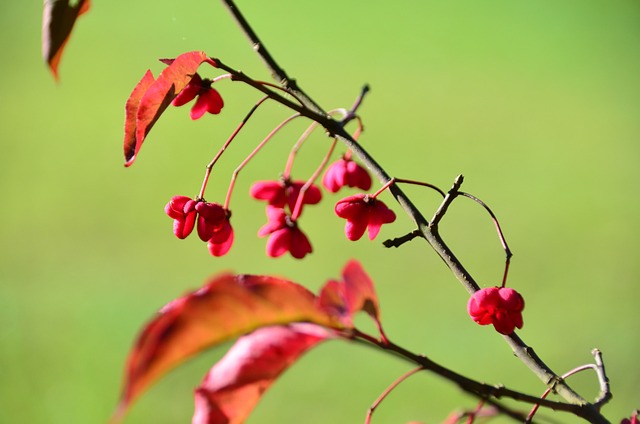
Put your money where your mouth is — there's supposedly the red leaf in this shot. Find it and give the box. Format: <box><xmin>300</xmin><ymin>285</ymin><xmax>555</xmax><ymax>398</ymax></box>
<box><xmin>113</xmin><ymin>273</ymin><xmax>340</xmax><ymax>421</ymax></box>
<box><xmin>193</xmin><ymin>324</ymin><xmax>333</xmax><ymax>424</ymax></box>
<box><xmin>42</xmin><ymin>0</ymin><xmax>91</xmax><ymax>80</ymax></box>
<box><xmin>123</xmin><ymin>70</ymin><xmax>155</xmax><ymax>166</ymax></box>
<box><xmin>124</xmin><ymin>51</ymin><xmax>214</xmax><ymax>167</ymax></box>
<box><xmin>318</xmin><ymin>260</ymin><xmax>383</xmax><ymax>332</ymax></box>
<box><xmin>342</xmin><ymin>259</ymin><xmax>382</xmax><ymax>324</ymax></box>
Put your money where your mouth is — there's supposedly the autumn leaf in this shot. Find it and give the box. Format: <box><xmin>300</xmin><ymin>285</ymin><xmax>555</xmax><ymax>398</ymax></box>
<box><xmin>123</xmin><ymin>70</ymin><xmax>155</xmax><ymax>166</ymax></box>
<box><xmin>193</xmin><ymin>324</ymin><xmax>333</xmax><ymax>424</ymax></box>
<box><xmin>42</xmin><ymin>0</ymin><xmax>91</xmax><ymax>80</ymax></box>
<box><xmin>123</xmin><ymin>51</ymin><xmax>214</xmax><ymax>167</ymax></box>
<box><xmin>113</xmin><ymin>261</ymin><xmax>384</xmax><ymax>422</ymax></box>
<box><xmin>317</xmin><ymin>259</ymin><xmax>384</xmax><ymax>333</ymax></box>
<box><xmin>113</xmin><ymin>273</ymin><xmax>340</xmax><ymax>421</ymax></box>
<box><xmin>342</xmin><ymin>259</ymin><xmax>382</xmax><ymax>324</ymax></box>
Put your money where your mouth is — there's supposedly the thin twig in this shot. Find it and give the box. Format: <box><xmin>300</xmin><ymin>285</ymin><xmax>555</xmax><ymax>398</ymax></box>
<box><xmin>430</xmin><ymin>175</ymin><xmax>464</xmax><ymax>228</ymax></box>
<box><xmin>283</xmin><ymin>108</ymin><xmax>346</xmax><ymax>179</ymax></box>
<box><xmin>526</xmin><ymin>364</ymin><xmax>597</xmax><ymax>423</ymax></box>
<box><xmin>395</xmin><ymin>177</ymin><xmax>447</xmax><ymax>197</ymax></box>
<box><xmin>370</xmin><ymin>178</ymin><xmax>396</xmax><ymax>199</ymax></box>
<box><xmin>291</xmin><ymin>138</ymin><xmax>337</xmax><ymax>221</ymax></box>
<box><xmin>283</xmin><ymin>121</ymin><xmax>320</xmax><ymax>180</ymax></box>
<box><xmin>383</xmin><ymin>229</ymin><xmax>423</xmax><ymax>248</ymax></box>
<box><xmin>199</xmin><ymin>95</ymin><xmax>269</xmax><ymax>200</ymax></box>
<box><xmin>458</xmin><ymin>191</ymin><xmax>513</xmax><ymax>287</ymax></box>
<box><xmin>220</xmin><ymin>0</ymin><xmax>325</xmax><ymax>114</ymax></box>
<box><xmin>365</xmin><ymin>366</ymin><xmax>424</xmax><ymax>424</ymax></box>
<box><xmin>444</xmin><ymin>404</ymin><xmax>496</xmax><ymax>424</ymax></box>
<box><xmin>343</xmin><ymin>84</ymin><xmax>370</xmax><ymax>126</ymax></box>
<box><xmin>592</xmin><ymin>349</ymin><xmax>612</xmax><ymax>409</ymax></box>
<box><xmin>223</xmin><ymin>113</ymin><xmax>301</xmax><ymax>209</ymax></box>
<box><xmin>466</xmin><ymin>399</ymin><xmax>486</xmax><ymax>424</ymax></box>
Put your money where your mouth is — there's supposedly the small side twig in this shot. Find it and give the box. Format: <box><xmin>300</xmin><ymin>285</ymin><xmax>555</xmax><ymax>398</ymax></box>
<box><xmin>526</xmin><ymin>364</ymin><xmax>596</xmax><ymax>423</ymax></box>
<box><xmin>430</xmin><ymin>175</ymin><xmax>464</xmax><ymax>228</ymax></box>
<box><xmin>383</xmin><ymin>229</ymin><xmax>423</xmax><ymax>248</ymax></box>
<box><xmin>592</xmin><ymin>349</ymin><xmax>612</xmax><ymax>409</ymax></box>
<box><xmin>342</xmin><ymin>84</ymin><xmax>370</xmax><ymax>126</ymax></box>
<box><xmin>526</xmin><ymin>349</ymin><xmax>611</xmax><ymax>422</ymax></box>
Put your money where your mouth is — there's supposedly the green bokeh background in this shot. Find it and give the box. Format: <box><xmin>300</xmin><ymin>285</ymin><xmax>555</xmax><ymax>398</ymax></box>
<box><xmin>1</xmin><ymin>1</ymin><xmax>638</xmax><ymax>423</ymax></box>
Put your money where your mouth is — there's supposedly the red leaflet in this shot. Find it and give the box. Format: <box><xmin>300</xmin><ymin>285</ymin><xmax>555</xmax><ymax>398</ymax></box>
<box><xmin>123</xmin><ymin>51</ymin><xmax>215</xmax><ymax>166</ymax></box>
<box><xmin>192</xmin><ymin>324</ymin><xmax>332</xmax><ymax>424</ymax></box>
<box><xmin>317</xmin><ymin>260</ymin><xmax>384</xmax><ymax>335</ymax></box>
<box><xmin>42</xmin><ymin>0</ymin><xmax>91</xmax><ymax>80</ymax></box>
<box><xmin>341</xmin><ymin>259</ymin><xmax>382</xmax><ymax>325</ymax></box>
<box><xmin>113</xmin><ymin>273</ymin><xmax>338</xmax><ymax>422</ymax></box>
<box><xmin>123</xmin><ymin>70</ymin><xmax>156</xmax><ymax>169</ymax></box>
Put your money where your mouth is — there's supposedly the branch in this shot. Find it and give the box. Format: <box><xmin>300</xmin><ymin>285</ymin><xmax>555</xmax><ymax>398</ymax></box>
<box><xmin>213</xmin><ymin>56</ymin><xmax>608</xmax><ymax>423</ymax></box>
<box><xmin>351</xmin><ymin>330</ymin><xmax>603</xmax><ymax>421</ymax></box>
<box><xmin>430</xmin><ymin>175</ymin><xmax>464</xmax><ymax>227</ymax></box>
<box><xmin>218</xmin><ymin>3</ymin><xmax>610</xmax><ymax>422</ymax></box>
<box><xmin>220</xmin><ymin>0</ymin><xmax>325</xmax><ymax>114</ymax></box>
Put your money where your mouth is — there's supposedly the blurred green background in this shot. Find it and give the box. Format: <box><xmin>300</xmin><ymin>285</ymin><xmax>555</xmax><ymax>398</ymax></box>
<box><xmin>1</xmin><ymin>1</ymin><xmax>638</xmax><ymax>423</ymax></box>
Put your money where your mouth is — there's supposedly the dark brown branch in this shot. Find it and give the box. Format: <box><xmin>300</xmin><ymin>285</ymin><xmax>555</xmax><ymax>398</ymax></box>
<box><xmin>220</xmin><ymin>0</ymin><xmax>325</xmax><ymax>114</ymax></box>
